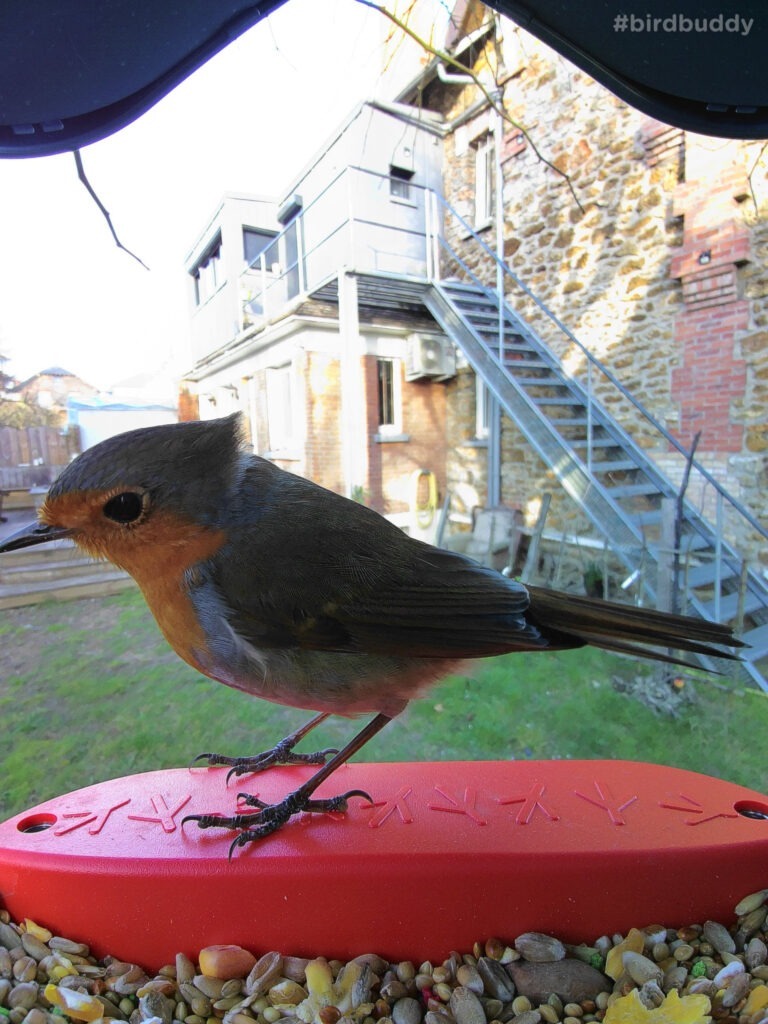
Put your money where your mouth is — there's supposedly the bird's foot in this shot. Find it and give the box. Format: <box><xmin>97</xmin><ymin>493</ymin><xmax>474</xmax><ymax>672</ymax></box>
<box><xmin>192</xmin><ymin>713</ymin><xmax>338</xmax><ymax>779</ymax></box>
<box><xmin>182</xmin><ymin>787</ymin><xmax>371</xmax><ymax>855</ymax></box>
<box><xmin>192</xmin><ymin>737</ymin><xmax>340</xmax><ymax>780</ymax></box>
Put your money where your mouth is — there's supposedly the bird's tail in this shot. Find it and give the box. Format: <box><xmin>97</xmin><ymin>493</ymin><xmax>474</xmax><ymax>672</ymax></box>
<box><xmin>526</xmin><ymin>584</ymin><xmax>745</xmax><ymax>667</ymax></box>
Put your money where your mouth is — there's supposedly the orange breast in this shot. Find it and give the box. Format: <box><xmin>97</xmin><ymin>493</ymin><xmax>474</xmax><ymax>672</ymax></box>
<box><xmin>42</xmin><ymin>497</ymin><xmax>228</xmax><ymax>674</ymax></box>
<box><xmin>138</xmin><ymin>573</ymin><xmax>211</xmax><ymax>673</ymax></box>
<box><xmin>119</xmin><ymin>513</ymin><xmax>226</xmax><ymax>674</ymax></box>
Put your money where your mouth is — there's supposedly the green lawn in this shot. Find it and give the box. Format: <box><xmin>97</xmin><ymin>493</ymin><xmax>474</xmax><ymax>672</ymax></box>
<box><xmin>0</xmin><ymin>588</ymin><xmax>765</xmax><ymax>819</ymax></box>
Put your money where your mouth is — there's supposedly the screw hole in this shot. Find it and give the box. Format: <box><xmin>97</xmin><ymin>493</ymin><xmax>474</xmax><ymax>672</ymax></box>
<box><xmin>16</xmin><ymin>813</ymin><xmax>57</xmax><ymax>834</ymax></box>
<box><xmin>735</xmin><ymin>800</ymin><xmax>768</xmax><ymax>821</ymax></box>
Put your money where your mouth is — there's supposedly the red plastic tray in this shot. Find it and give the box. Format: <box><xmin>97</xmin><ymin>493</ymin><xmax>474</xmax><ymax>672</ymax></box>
<box><xmin>0</xmin><ymin>760</ymin><xmax>765</xmax><ymax>968</ymax></box>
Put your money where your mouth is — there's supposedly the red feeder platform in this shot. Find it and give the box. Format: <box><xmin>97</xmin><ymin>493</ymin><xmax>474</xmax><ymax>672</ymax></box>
<box><xmin>0</xmin><ymin>760</ymin><xmax>766</xmax><ymax>968</ymax></box>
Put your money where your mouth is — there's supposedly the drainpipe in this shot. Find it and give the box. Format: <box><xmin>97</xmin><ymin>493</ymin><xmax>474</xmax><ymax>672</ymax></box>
<box><xmin>487</xmin><ymin>86</ymin><xmax>505</xmax><ymax>508</ymax></box>
<box><xmin>436</xmin><ymin>62</ymin><xmax>474</xmax><ymax>86</ymax></box>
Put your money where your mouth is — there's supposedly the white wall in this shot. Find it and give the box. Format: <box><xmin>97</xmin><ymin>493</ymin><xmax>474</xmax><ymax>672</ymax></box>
<box><xmin>77</xmin><ymin>409</ymin><xmax>177</xmax><ymax>450</ymax></box>
<box><xmin>185</xmin><ymin>194</ymin><xmax>279</xmax><ymax>364</ymax></box>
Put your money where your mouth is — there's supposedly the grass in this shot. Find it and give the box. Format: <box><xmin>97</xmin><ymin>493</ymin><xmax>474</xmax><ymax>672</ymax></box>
<box><xmin>0</xmin><ymin>588</ymin><xmax>766</xmax><ymax>820</ymax></box>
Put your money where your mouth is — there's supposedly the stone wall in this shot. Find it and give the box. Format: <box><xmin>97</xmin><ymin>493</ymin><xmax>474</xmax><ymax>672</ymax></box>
<box><xmin>432</xmin><ymin>15</ymin><xmax>767</xmax><ymax>571</ymax></box>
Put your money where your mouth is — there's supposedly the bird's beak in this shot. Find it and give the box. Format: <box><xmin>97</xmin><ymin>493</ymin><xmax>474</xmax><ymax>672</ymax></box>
<box><xmin>0</xmin><ymin>521</ymin><xmax>75</xmax><ymax>553</ymax></box>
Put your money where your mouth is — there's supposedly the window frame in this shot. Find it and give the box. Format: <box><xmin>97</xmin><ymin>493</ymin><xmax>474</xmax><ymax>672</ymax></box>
<box><xmin>474</xmin><ymin>134</ymin><xmax>496</xmax><ymax>230</ymax></box>
<box><xmin>376</xmin><ymin>357</ymin><xmax>402</xmax><ymax>436</ymax></box>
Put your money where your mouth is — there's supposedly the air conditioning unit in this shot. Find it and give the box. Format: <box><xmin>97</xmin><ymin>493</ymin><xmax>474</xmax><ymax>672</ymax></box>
<box><xmin>404</xmin><ymin>333</ymin><xmax>456</xmax><ymax>381</ymax></box>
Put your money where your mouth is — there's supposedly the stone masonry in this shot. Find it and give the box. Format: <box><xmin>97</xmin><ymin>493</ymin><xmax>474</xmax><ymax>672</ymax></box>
<box><xmin>426</xmin><ymin>12</ymin><xmax>767</xmax><ymax>573</ymax></box>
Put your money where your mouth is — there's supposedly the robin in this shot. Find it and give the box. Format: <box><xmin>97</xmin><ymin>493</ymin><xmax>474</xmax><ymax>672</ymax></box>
<box><xmin>0</xmin><ymin>415</ymin><xmax>742</xmax><ymax>851</ymax></box>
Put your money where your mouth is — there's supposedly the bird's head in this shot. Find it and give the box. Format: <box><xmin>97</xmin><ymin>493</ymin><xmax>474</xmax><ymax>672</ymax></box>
<box><xmin>0</xmin><ymin>415</ymin><xmax>243</xmax><ymax>574</ymax></box>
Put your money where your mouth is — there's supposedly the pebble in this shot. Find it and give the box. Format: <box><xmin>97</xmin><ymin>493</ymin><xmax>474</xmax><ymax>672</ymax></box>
<box><xmin>703</xmin><ymin>919</ymin><xmax>736</xmax><ymax>955</ymax></box>
<box><xmin>449</xmin><ymin>987</ymin><xmax>485</xmax><ymax>1024</ymax></box>
<box><xmin>621</xmin><ymin>951</ymin><xmax>662</xmax><ymax>986</ymax></box>
<box><xmin>721</xmin><ymin>971</ymin><xmax>751</xmax><ymax>1008</ymax></box>
<box><xmin>513</xmin><ymin>935</ymin><xmax>565</xmax><ymax>964</ymax></box>
<box><xmin>0</xmin><ymin>893</ymin><xmax>764</xmax><ymax>1024</ymax></box>
<box><xmin>713</xmin><ymin>959</ymin><xmax>745</xmax><ymax>986</ymax></box>
<box><xmin>455</xmin><ymin>965</ymin><xmax>483</xmax><ymax>995</ymax></box>
<box><xmin>12</xmin><ymin>957</ymin><xmax>36</xmax><ymax>983</ymax></box>
<box><xmin>506</xmin><ymin>960</ymin><xmax>609</xmax><ymax>1005</ymax></box>
<box><xmin>672</xmin><ymin>942</ymin><xmax>694</xmax><ymax>961</ymax></box>
<box><xmin>746</xmin><ymin>937</ymin><xmax>768</xmax><ymax>969</ymax></box>
<box><xmin>8</xmin><ymin>982</ymin><xmax>38</xmax><ymax>1009</ymax></box>
<box><xmin>21</xmin><ymin>933</ymin><xmax>50</xmax><ymax>962</ymax></box>
<box><xmin>194</xmin><ymin>975</ymin><xmax>226</xmax><ymax>999</ymax></box>
<box><xmin>139</xmin><ymin>990</ymin><xmax>175</xmax><ymax>1024</ymax></box>
<box><xmin>392</xmin><ymin>996</ymin><xmax>422</xmax><ymax>1024</ymax></box>
<box><xmin>198</xmin><ymin>947</ymin><xmax>256</xmax><ymax>981</ymax></box>
<box><xmin>661</xmin><ymin>964</ymin><xmax>688</xmax><ymax>993</ymax></box>
<box><xmin>476</xmin><ymin>958</ymin><xmax>514</xmax><ymax>1001</ymax></box>
<box><xmin>24</xmin><ymin>1010</ymin><xmax>49</xmax><ymax>1024</ymax></box>
<box><xmin>735</xmin><ymin>890</ymin><xmax>768</xmax><ymax>916</ymax></box>
<box><xmin>0</xmin><ymin>924</ymin><xmax>22</xmax><ymax>951</ymax></box>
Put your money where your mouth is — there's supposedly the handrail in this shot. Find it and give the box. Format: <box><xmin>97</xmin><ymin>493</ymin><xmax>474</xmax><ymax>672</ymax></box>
<box><xmin>234</xmin><ymin>162</ymin><xmax>765</xmax><ymax>546</ymax></box>
<box><xmin>430</xmin><ymin>190</ymin><xmax>768</xmax><ymax>545</ymax></box>
<box><xmin>240</xmin><ymin>164</ymin><xmax>432</xmax><ymax>323</ymax></box>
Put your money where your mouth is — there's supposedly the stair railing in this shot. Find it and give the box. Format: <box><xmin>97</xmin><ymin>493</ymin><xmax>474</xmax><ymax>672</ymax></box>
<box><xmin>425</xmin><ymin>189</ymin><xmax>768</xmax><ymax>559</ymax></box>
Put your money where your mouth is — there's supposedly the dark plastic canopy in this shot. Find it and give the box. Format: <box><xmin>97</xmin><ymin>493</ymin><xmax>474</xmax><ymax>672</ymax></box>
<box><xmin>0</xmin><ymin>0</ymin><xmax>765</xmax><ymax>157</ymax></box>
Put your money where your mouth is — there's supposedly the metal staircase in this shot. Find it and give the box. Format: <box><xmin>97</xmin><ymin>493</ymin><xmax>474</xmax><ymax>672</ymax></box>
<box><xmin>233</xmin><ymin>166</ymin><xmax>767</xmax><ymax>690</ymax></box>
<box><xmin>422</xmin><ymin>276</ymin><xmax>768</xmax><ymax>689</ymax></box>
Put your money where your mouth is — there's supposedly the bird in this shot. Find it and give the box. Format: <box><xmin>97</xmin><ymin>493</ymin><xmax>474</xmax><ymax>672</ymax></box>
<box><xmin>0</xmin><ymin>414</ymin><xmax>743</xmax><ymax>852</ymax></box>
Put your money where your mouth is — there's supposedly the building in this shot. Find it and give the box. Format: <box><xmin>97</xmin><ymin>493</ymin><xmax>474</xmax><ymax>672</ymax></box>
<box><xmin>14</xmin><ymin>366</ymin><xmax>97</xmax><ymax>423</ymax></box>
<box><xmin>180</xmin><ymin>0</ymin><xmax>768</xmax><ymax>685</ymax></box>
<box><xmin>182</xmin><ymin>102</ymin><xmax>453</xmax><ymax>532</ymax></box>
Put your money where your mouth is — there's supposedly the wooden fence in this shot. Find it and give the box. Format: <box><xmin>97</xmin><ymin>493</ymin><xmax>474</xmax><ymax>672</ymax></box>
<box><xmin>0</xmin><ymin>426</ymin><xmax>77</xmax><ymax>489</ymax></box>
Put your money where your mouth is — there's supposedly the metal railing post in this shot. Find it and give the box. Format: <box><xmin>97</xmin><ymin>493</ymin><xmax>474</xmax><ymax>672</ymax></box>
<box><xmin>586</xmin><ymin>360</ymin><xmax>593</xmax><ymax>473</ymax></box>
<box><xmin>432</xmin><ymin>189</ymin><xmax>768</xmax><ymax>548</ymax></box>
<box><xmin>430</xmin><ymin>191</ymin><xmax>441</xmax><ymax>282</ymax></box>
<box><xmin>425</xmin><ymin>188</ymin><xmax>433</xmax><ymax>281</ymax></box>
<box><xmin>260</xmin><ymin>251</ymin><xmax>268</xmax><ymax>319</ymax></box>
<box><xmin>296</xmin><ymin>213</ymin><xmax>307</xmax><ymax>295</ymax></box>
<box><xmin>714</xmin><ymin>492</ymin><xmax>723</xmax><ymax>621</ymax></box>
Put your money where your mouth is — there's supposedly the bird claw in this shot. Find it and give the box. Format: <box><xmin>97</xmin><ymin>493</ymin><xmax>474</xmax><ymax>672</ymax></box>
<box><xmin>191</xmin><ymin>741</ymin><xmax>340</xmax><ymax>780</ymax></box>
<box><xmin>182</xmin><ymin>788</ymin><xmax>373</xmax><ymax>855</ymax></box>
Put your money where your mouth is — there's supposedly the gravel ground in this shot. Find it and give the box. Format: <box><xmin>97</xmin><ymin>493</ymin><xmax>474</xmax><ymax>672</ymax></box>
<box><xmin>0</xmin><ymin>889</ymin><xmax>767</xmax><ymax>1024</ymax></box>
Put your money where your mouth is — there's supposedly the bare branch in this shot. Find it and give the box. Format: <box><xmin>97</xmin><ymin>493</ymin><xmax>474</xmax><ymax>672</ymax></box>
<box><xmin>356</xmin><ymin>0</ymin><xmax>584</xmax><ymax>211</ymax></box>
<box><xmin>747</xmin><ymin>140</ymin><xmax>768</xmax><ymax>213</ymax></box>
<box><xmin>73</xmin><ymin>150</ymin><xmax>150</xmax><ymax>271</ymax></box>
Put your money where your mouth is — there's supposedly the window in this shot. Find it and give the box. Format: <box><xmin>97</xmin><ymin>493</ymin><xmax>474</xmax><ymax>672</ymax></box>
<box><xmin>475</xmin><ymin>135</ymin><xmax>496</xmax><ymax>228</ymax></box>
<box><xmin>266</xmin><ymin>365</ymin><xmax>296</xmax><ymax>452</ymax></box>
<box><xmin>389</xmin><ymin>165</ymin><xmax>414</xmax><ymax>201</ymax></box>
<box><xmin>191</xmin><ymin>234</ymin><xmax>222</xmax><ymax>306</ymax></box>
<box><xmin>243</xmin><ymin>227</ymin><xmax>276</xmax><ymax>268</ymax></box>
<box><xmin>377</xmin><ymin>358</ymin><xmax>401</xmax><ymax>434</ymax></box>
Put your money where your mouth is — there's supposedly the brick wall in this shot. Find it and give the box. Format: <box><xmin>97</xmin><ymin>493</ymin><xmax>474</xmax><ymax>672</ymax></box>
<box><xmin>239</xmin><ymin>344</ymin><xmax>449</xmax><ymax>524</ymax></box>
<box><xmin>304</xmin><ymin>350</ymin><xmax>343</xmax><ymax>494</ymax></box>
<box><xmin>364</xmin><ymin>355</ymin><xmax>447</xmax><ymax>516</ymax></box>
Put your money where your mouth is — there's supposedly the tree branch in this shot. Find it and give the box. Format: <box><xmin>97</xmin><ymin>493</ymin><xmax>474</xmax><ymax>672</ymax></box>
<box><xmin>73</xmin><ymin>150</ymin><xmax>150</xmax><ymax>271</ymax></box>
<box><xmin>356</xmin><ymin>0</ymin><xmax>583</xmax><ymax>212</ymax></box>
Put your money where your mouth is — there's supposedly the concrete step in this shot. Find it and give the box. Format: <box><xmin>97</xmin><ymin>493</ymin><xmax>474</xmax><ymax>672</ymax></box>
<box><xmin>0</xmin><ymin>570</ymin><xmax>135</xmax><ymax>610</ymax></box>
<box><xmin>0</xmin><ymin>555</ymin><xmax>114</xmax><ymax>584</ymax></box>
<box><xmin>0</xmin><ymin>539</ymin><xmax>80</xmax><ymax>567</ymax></box>
<box><xmin>742</xmin><ymin>623</ymin><xmax>768</xmax><ymax>662</ymax></box>
<box><xmin>0</xmin><ymin>536</ymin><xmax>135</xmax><ymax>608</ymax></box>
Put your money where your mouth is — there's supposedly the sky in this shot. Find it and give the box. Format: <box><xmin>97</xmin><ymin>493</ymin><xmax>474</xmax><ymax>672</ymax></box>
<box><xmin>0</xmin><ymin>0</ymin><xmax>406</xmax><ymax>391</ymax></box>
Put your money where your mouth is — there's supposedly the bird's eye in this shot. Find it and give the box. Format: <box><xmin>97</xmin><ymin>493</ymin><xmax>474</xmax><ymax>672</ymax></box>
<box><xmin>103</xmin><ymin>491</ymin><xmax>145</xmax><ymax>524</ymax></box>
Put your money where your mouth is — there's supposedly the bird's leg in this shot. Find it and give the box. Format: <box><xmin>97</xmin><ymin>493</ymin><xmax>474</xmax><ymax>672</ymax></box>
<box><xmin>192</xmin><ymin>712</ymin><xmax>339</xmax><ymax>778</ymax></box>
<box><xmin>183</xmin><ymin>713</ymin><xmax>392</xmax><ymax>853</ymax></box>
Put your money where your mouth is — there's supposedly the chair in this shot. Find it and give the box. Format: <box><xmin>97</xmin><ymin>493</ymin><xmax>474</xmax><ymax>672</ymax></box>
<box><xmin>443</xmin><ymin>505</ymin><xmax>524</xmax><ymax>574</ymax></box>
